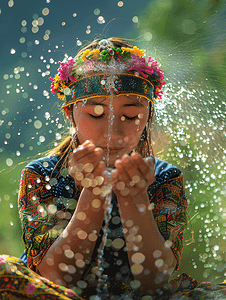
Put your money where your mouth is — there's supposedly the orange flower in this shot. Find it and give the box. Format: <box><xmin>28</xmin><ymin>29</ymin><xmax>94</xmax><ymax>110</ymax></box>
<box><xmin>122</xmin><ymin>46</ymin><xmax>145</xmax><ymax>57</ymax></box>
<box><xmin>81</xmin><ymin>49</ymin><xmax>100</xmax><ymax>61</ymax></box>
<box><xmin>81</xmin><ymin>50</ymin><xmax>91</xmax><ymax>61</ymax></box>
<box><xmin>89</xmin><ymin>49</ymin><xmax>100</xmax><ymax>58</ymax></box>
<box><xmin>133</xmin><ymin>46</ymin><xmax>145</xmax><ymax>57</ymax></box>
<box><xmin>57</xmin><ymin>92</ymin><xmax>65</xmax><ymax>100</ymax></box>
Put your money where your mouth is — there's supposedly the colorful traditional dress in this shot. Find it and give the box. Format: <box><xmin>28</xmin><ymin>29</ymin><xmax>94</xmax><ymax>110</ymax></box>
<box><xmin>0</xmin><ymin>155</ymin><xmax>226</xmax><ymax>299</ymax></box>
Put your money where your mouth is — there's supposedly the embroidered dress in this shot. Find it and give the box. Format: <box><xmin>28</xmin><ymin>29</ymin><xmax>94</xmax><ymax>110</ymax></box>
<box><xmin>0</xmin><ymin>155</ymin><xmax>226</xmax><ymax>299</ymax></box>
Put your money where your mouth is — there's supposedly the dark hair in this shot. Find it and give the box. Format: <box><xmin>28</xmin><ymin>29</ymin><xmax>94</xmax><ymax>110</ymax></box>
<box><xmin>48</xmin><ymin>37</ymin><xmax>154</xmax><ymax>167</ymax></box>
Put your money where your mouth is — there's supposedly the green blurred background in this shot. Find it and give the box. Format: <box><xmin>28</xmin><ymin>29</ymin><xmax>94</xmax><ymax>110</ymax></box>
<box><xmin>0</xmin><ymin>0</ymin><xmax>226</xmax><ymax>285</ymax></box>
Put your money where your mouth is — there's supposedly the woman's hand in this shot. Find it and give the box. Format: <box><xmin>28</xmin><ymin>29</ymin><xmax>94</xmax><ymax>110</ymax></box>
<box><xmin>111</xmin><ymin>152</ymin><xmax>156</xmax><ymax>198</ymax></box>
<box><xmin>68</xmin><ymin>140</ymin><xmax>106</xmax><ymax>193</ymax></box>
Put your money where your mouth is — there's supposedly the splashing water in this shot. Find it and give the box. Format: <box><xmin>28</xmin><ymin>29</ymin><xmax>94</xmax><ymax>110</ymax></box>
<box><xmin>95</xmin><ymin>98</ymin><xmax>115</xmax><ymax>296</ymax></box>
<box><xmin>1</xmin><ymin>1</ymin><xmax>226</xmax><ymax>297</ymax></box>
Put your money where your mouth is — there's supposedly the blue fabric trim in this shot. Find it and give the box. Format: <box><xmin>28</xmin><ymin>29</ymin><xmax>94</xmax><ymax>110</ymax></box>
<box><xmin>64</xmin><ymin>73</ymin><xmax>154</xmax><ymax>107</ymax></box>
<box><xmin>19</xmin><ymin>251</ymin><xmax>27</xmax><ymax>266</ymax></box>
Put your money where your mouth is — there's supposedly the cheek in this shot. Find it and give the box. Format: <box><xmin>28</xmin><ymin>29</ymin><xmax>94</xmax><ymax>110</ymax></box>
<box><xmin>76</xmin><ymin>116</ymin><xmax>103</xmax><ymax>143</ymax></box>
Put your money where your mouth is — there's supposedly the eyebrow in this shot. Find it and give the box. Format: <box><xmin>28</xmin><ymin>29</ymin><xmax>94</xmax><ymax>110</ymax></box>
<box><xmin>85</xmin><ymin>100</ymin><xmax>144</xmax><ymax>107</ymax></box>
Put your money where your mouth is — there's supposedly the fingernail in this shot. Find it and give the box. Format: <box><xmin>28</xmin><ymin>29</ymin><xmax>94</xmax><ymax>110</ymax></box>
<box><xmin>122</xmin><ymin>154</ymin><xmax>128</xmax><ymax>159</ymax></box>
<box><xmin>83</xmin><ymin>140</ymin><xmax>91</xmax><ymax>146</ymax></box>
<box><xmin>131</xmin><ymin>152</ymin><xmax>139</xmax><ymax>158</ymax></box>
<box><xmin>115</xmin><ymin>159</ymin><xmax>121</xmax><ymax>167</ymax></box>
<box><xmin>94</xmin><ymin>147</ymin><xmax>102</xmax><ymax>154</ymax></box>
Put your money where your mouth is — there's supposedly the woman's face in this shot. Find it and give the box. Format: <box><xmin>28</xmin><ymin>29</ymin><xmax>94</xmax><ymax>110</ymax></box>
<box><xmin>72</xmin><ymin>95</ymin><xmax>150</xmax><ymax>167</ymax></box>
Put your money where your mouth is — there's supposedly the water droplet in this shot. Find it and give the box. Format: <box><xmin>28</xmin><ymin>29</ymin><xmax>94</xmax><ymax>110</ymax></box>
<box><xmin>34</xmin><ymin>120</ymin><xmax>42</xmax><ymax>129</ymax></box>
<box><xmin>132</xmin><ymin>16</ymin><xmax>139</xmax><ymax>23</ymax></box>
<box><xmin>59</xmin><ymin>263</ymin><xmax>68</xmax><ymax>271</ymax></box>
<box><xmin>131</xmin><ymin>252</ymin><xmax>145</xmax><ymax>264</ymax></box>
<box><xmin>6</xmin><ymin>158</ymin><xmax>13</xmax><ymax>166</ymax></box>
<box><xmin>42</xmin><ymin>7</ymin><xmax>49</xmax><ymax>16</ymax></box>
<box><xmin>64</xmin><ymin>249</ymin><xmax>74</xmax><ymax>259</ymax></box>
<box><xmin>76</xmin><ymin>259</ymin><xmax>85</xmax><ymax>268</ymax></box>
<box><xmin>94</xmin><ymin>105</ymin><xmax>104</xmax><ymax>115</ymax></box>
<box><xmin>91</xmin><ymin>199</ymin><xmax>101</xmax><ymax>208</ymax></box>
<box><xmin>97</xmin><ymin>16</ymin><xmax>105</xmax><ymax>24</ymax></box>
<box><xmin>153</xmin><ymin>250</ymin><xmax>162</xmax><ymax>258</ymax></box>
<box><xmin>155</xmin><ymin>258</ymin><xmax>164</xmax><ymax>268</ymax></box>
<box><xmin>131</xmin><ymin>264</ymin><xmax>143</xmax><ymax>275</ymax></box>
<box><xmin>112</xmin><ymin>238</ymin><xmax>125</xmax><ymax>250</ymax></box>
<box><xmin>94</xmin><ymin>8</ymin><xmax>100</xmax><ymax>15</ymax></box>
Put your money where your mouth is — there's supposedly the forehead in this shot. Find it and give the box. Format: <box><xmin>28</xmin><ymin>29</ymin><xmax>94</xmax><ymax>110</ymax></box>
<box><xmin>83</xmin><ymin>95</ymin><xmax>149</xmax><ymax>107</ymax></box>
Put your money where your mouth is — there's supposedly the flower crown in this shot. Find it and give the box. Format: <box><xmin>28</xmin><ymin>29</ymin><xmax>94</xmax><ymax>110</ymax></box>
<box><xmin>50</xmin><ymin>41</ymin><xmax>166</xmax><ymax>107</ymax></box>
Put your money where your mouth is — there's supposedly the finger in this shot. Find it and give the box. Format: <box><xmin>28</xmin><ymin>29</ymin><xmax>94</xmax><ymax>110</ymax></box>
<box><xmin>145</xmin><ymin>155</ymin><xmax>156</xmax><ymax>170</ymax></box>
<box><xmin>108</xmin><ymin>169</ymin><xmax>119</xmax><ymax>184</ymax></box>
<box><xmin>115</xmin><ymin>157</ymin><xmax>131</xmax><ymax>185</ymax></box>
<box><xmin>73</xmin><ymin>147</ymin><xmax>103</xmax><ymax>172</ymax></box>
<box><xmin>73</xmin><ymin>160</ymin><xmax>106</xmax><ymax>190</ymax></box>
<box><xmin>69</xmin><ymin>148</ymin><xmax>105</xmax><ymax>188</ymax></box>
<box><xmin>120</xmin><ymin>154</ymin><xmax>144</xmax><ymax>187</ymax></box>
<box><xmin>131</xmin><ymin>152</ymin><xmax>155</xmax><ymax>181</ymax></box>
<box><xmin>71</xmin><ymin>141</ymin><xmax>96</xmax><ymax>165</ymax></box>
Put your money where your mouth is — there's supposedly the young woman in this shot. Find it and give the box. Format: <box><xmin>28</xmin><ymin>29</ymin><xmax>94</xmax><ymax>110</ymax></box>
<box><xmin>0</xmin><ymin>37</ymin><xmax>226</xmax><ymax>299</ymax></box>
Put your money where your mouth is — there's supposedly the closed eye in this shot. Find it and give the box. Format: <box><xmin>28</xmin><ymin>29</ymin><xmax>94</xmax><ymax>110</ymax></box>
<box><xmin>89</xmin><ymin>114</ymin><xmax>137</xmax><ymax>120</ymax></box>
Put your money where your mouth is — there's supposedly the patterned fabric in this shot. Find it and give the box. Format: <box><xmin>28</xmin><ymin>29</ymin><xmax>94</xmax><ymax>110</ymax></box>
<box><xmin>1</xmin><ymin>155</ymin><xmax>226</xmax><ymax>299</ymax></box>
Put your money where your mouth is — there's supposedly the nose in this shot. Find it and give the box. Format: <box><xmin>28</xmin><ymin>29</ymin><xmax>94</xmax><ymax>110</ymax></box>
<box><xmin>103</xmin><ymin>117</ymin><xmax>124</xmax><ymax>141</ymax></box>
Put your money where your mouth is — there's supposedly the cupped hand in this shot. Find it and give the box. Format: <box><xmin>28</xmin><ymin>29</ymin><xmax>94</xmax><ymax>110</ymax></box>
<box><xmin>68</xmin><ymin>140</ymin><xmax>106</xmax><ymax>192</ymax></box>
<box><xmin>111</xmin><ymin>152</ymin><xmax>156</xmax><ymax>198</ymax></box>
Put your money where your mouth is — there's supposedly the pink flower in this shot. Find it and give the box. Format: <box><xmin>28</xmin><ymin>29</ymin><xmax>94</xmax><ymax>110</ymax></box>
<box><xmin>58</xmin><ymin>59</ymin><xmax>76</xmax><ymax>82</ymax></box>
<box><xmin>0</xmin><ymin>255</ymin><xmax>7</xmax><ymax>264</ymax></box>
<box><xmin>127</xmin><ymin>54</ymin><xmax>153</xmax><ymax>78</ymax></box>
<box><xmin>49</xmin><ymin>78</ymin><xmax>56</xmax><ymax>94</ymax></box>
<box><xmin>26</xmin><ymin>283</ymin><xmax>36</xmax><ymax>294</ymax></box>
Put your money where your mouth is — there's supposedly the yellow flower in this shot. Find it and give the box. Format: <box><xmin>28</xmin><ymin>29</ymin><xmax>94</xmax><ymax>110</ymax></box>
<box><xmin>89</xmin><ymin>49</ymin><xmax>100</xmax><ymax>58</ymax></box>
<box><xmin>121</xmin><ymin>46</ymin><xmax>145</xmax><ymax>57</ymax></box>
<box><xmin>121</xmin><ymin>47</ymin><xmax>133</xmax><ymax>53</ymax></box>
<box><xmin>57</xmin><ymin>92</ymin><xmax>65</xmax><ymax>100</ymax></box>
<box><xmin>54</xmin><ymin>75</ymin><xmax>60</xmax><ymax>80</ymax></box>
<box><xmin>81</xmin><ymin>50</ymin><xmax>91</xmax><ymax>61</ymax></box>
<box><xmin>60</xmin><ymin>81</ymin><xmax>68</xmax><ymax>89</ymax></box>
<box><xmin>81</xmin><ymin>49</ymin><xmax>100</xmax><ymax>60</ymax></box>
<box><xmin>133</xmin><ymin>46</ymin><xmax>145</xmax><ymax>57</ymax></box>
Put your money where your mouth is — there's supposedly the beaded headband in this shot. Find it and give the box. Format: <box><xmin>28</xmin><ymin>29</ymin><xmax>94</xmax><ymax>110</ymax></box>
<box><xmin>49</xmin><ymin>39</ymin><xmax>166</xmax><ymax>108</ymax></box>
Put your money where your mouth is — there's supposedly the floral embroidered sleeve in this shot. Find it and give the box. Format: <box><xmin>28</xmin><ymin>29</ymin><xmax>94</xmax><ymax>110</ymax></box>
<box><xmin>18</xmin><ymin>167</ymin><xmax>59</xmax><ymax>271</ymax></box>
<box><xmin>18</xmin><ymin>156</ymin><xmax>79</xmax><ymax>272</ymax></box>
<box><xmin>148</xmin><ymin>161</ymin><xmax>188</xmax><ymax>273</ymax></box>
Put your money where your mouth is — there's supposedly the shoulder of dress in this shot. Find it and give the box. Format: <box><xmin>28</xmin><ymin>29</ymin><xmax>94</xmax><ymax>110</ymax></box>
<box><xmin>155</xmin><ymin>158</ymin><xmax>182</xmax><ymax>180</ymax></box>
<box><xmin>24</xmin><ymin>155</ymin><xmax>60</xmax><ymax>177</ymax></box>
<box><xmin>147</xmin><ymin>158</ymin><xmax>183</xmax><ymax>196</ymax></box>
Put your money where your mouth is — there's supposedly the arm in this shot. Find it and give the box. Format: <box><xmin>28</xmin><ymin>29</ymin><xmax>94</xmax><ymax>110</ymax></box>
<box><xmin>112</xmin><ymin>153</ymin><xmax>187</xmax><ymax>294</ymax></box>
<box><xmin>37</xmin><ymin>142</ymin><xmax>106</xmax><ymax>287</ymax></box>
<box><xmin>117</xmin><ymin>191</ymin><xmax>177</xmax><ymax>294</ymax></box>
<box><xmin>37</xmin><ymin>187</ymin><xmax>105</xmax><ymax>287</ymax></box>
